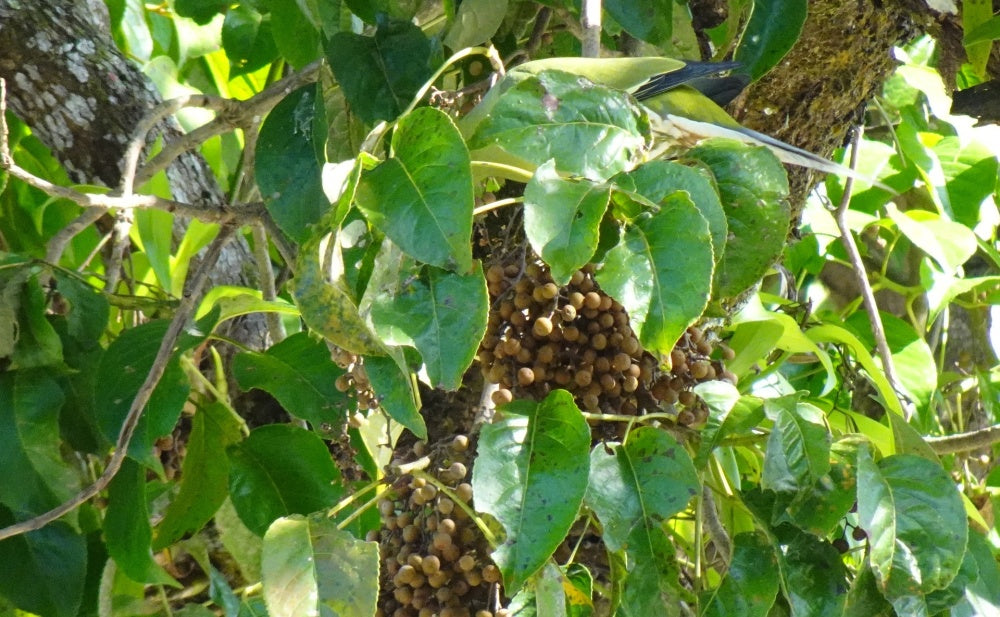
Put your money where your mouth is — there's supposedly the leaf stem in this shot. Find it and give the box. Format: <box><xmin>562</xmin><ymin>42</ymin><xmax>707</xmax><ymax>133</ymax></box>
<box><xmin>473</xmin><ymin>197</ymin><xmax>523</xmax><ymax>216</ymax></box>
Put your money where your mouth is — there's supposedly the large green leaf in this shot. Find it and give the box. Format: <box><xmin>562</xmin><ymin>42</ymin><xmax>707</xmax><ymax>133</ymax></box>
<box><xmin>227</xmin><ymin>425</ymin><xmax>345</xmax><ymax>536</ymax></box>
<box><xmin>469</xmin><ymin>70</ymin><xmax>648</xmax><ymax>181</ymax></box>
<box><xmin>774</xmin><ymin>527</ymin><xmax>848</xmax><ymax>617</ymax></box>
<box><xmin>472</xmin><ymin>389</ymin><xmax>591</xmax><ymax>592</ymax></box>
<box><xmin>685</xmin><ymin>140</ymin><xmax>790</xmax><ymax>307</ymax></box>
<box><xmin>257</xmin><ymin>86</ymin><xmax>328</xmax><ymax>243</ymax></box>
<box><xmin>0</xmin><ymin>511</ymin><xmax>86</xmax><ymax>617</ymax></box>
<box><xmin>694</xmin><ymin>384</ymin><xmax>761</xmax><ymax>469</ymax></box>
<box><xmin>619</xmin><ymin>522</ymin><xmax>682</xmax><ymax>617</ymax></box>
<box><xmin>885</xmin><ymin>202</ymin><xmax>977</xmax><ymax>274</ymax></box>
<box><xmin>94</xmin><ymin>320</ymin><xmax>194</xmax><ymax>469</ymax></box>
<box><xmin>733</xmin><ymin>0</ymin><xmax>807</xmax><ymax>81</ymax></box>
<box><xmin>953</xmin><ymin>531</ymin><xmax>1000</xmax><ymax>616</ymax></box>
<box><xmin>264</xmin><ymin>0</ymin><xmax>320</xmax><ymax>69</ymax></box>
<box><xmin>51</xmin><ymin>270</ymin><xmax>109</xmax><ymax>345</ymax></box>
<box><xmin>857</xmin><ymin>446</ymin><xmax>968</xmax><ymax>613</ymax></box>
<box><xmin>262</xmin><ymin>514</ymin><xmax>379</xmax><ymax>617</ymax></box>
<box><xmin>615</xmin><ymin>160</ymin><xmax>728</xmax><ymax>266</ymax></box>
<box><xmin>761</xmin><ymin>395</ymin><xmax>831</xmax><ymax>493</ymax></box>
<box><xmin>153</xmin><ymin>402</ymin><xmax>244</xmax><ymax>550</ymax></box>
<box><xmin>356</xmin><ymin>107</ymin><xmax>474</xmax><ymax>272</ymax></box>
<box><xmin>363</xmin><ymin>350</ymin><xmax>426</xmax><ymax>439</ymax></box>
<box><xmin>700</xmin><ymin>532</ymin><xmax>779</xmax><ymax>616</ymax></box>
<box><xmin>0</xmin><ymin>371</ymin><xmax>77</xmax><ymax>518</ymax></box>
<box><xmin>585</xmin><ymin>427</ymin><xmax>698</xmax><ymax>552</ymax></box>
<box><xmin>174</xmin><ymin>0</ymin><xmax>227</xmax><ymax>24</ymax></box>
<box><xmin>605</xmin><ymin>0</ymin><xmax>672</xmax><ymax>45</ymax></box>
<box><xmin>104</xmin><ymin>459</ymin><xmax>179</xmax><ymax>585</ymax></box>
<box><xmin>843</xmin><ymin>565</ymin><xmax>895</xmax><ymax>617</ymax></box>
<box><xmin>443</xmin><ymin>0</ymin><xmax>508</xmax><ymax>49</ymax></box>
<box><xmin>524</xmin><ymin>161</ymin><xmax>610</xmax><ymax>285</ymax></box>
<box><xmin>221</xmin><ymin>5</ymin><xmax>279</xmax><ymax>76</ymax></box>
<box><xmin>783</xmin><ymin>436</ymin><xmax>861</xmax><ymax>536</ymax></box>
<box><xmin>596</xmin><ymin>194</ymin><xmax>714</xmax><ymax>355</ymax></box>
<box><xmin>324</xmin><ymin>22</ymin><xmax>434</xmax><ymax>124</ymax></box>
<box><xmin>233</xmin><ymin>332</ymin><xmax>352</xmax><ymax>428</ymax></box>
<box><xmin>368</xmin><ymin>258</ymin><xmax>488</xmax><ymax>391</ymax></box>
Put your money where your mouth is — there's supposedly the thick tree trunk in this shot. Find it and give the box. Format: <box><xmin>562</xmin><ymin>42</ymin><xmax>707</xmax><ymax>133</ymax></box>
<box><xmin>0</xmin><ymin>0</ymin><xmax>267</xmax><ymax>348</ymax></box>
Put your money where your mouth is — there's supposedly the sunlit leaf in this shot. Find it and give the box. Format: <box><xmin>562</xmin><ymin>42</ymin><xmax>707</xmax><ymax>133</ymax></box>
<box><xmin>761</xmin><ymin>395</ymin><xmax>831</xmax><ymax>493</ymax></box>
<box><xmin>363</xmin><ymin>350</ymin><xmax>426</xmax><ymax>439</ymax></box>
<box><xmin>733</xmin><ymin>0</ymin><xmax>807</xmax><ymax>80</ymax></box>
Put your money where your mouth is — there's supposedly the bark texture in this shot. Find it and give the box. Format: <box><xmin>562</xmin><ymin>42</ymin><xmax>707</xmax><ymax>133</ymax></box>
<box><xmin>0</xmin><ymin>0</ymin><xmax>267</xmax><ymax>348</ymax></box>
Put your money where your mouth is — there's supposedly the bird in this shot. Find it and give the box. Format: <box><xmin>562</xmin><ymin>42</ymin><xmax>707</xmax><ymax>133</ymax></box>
<box><xmin>462</xmin><ymin>56</ymin><xmax>890</xmax><ymax>190</ymax></box>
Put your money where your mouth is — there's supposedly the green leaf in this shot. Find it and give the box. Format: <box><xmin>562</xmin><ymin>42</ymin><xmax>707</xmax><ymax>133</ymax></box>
<box><xmin>443</xmin><ymin>0</ymin><xmax>508</xmax><ymax>49</ymax></box>
<box><xmin>233</xmin><ymin>332</ymin><xmax>352</xmax><ymax>428</ymax></box>
<box><xmin>473</xmin><ymin>389</ymin><xmax>591</xmax><ymax>592</ymax></box>
<box><xmin>227</xmin><ymin>425</ymin><xmax>345</xmax><ymax>536</ymax></box>
<box><xmin>265</xmin><ymin>0</ymin><xmax>320</xmax><ymax>69</ymax></box>
<box><xmin>761</xmin><ymin>395</ymin><xmax>831</xmax><ymax>493</ymax></box>
<box><xmin>469</xmin><ymin>70</ymin><xmax>648</xmax><ymax>181</ymax></box>
<box><xmin>925</xmin><ymin>538</ymin><xmax>979</xmax><ymax>614</ymax></box>
<box><xmin>368</xmin><ymin>259</ymin><xmax>488</xmax><ymax>390</ymax></box>
<box><xmin>563</xmin><ymin>563</ymin><xmax>594</xmax><ymax>617</ymax></box>
<box><xmin>733</xmin><ymin>0</ymin><xmax>807</xmax><ymax>81</ymax></box>
<box><xmin>585</xmin><ymin>427</ymin><xmax>698</xmax><ymax>552</ymax></box>
<box><xmin>694</xmin><ymin>386</ymin><xmax>762</xmax><ymax>469</ymax></box>
<box><xmin>962</xmin><ymin>0</ymin><xmax>993</xmax><ymax>76</ymax></box>
<box><xmin>257</xmin><ymin>86</ymin><xmax>328</xmax><ymax>243</ymax></box>
<box><xmin>153</xmin><ymin>402</ymin><xmax>244</xmax><ymax>550</ymax></box>
<box><xmin>262</xmin><ymin>514</ymin><xmax>379</xmax><ymax>617</ymax></box>
<box><xmin>51</xmin><ymin>271</ymin><xmax>109</xmax><ymax>345</ymax></box>
<box><xmin>222</xmin><ymin>5</ymin><xmax>279</xmax><ymax>76</ymax></box>
<box><xmin>783</xmin><ymin>436</ymin><xmax>861</xmax><ymax>536</ymax></box>
<box><xmin>94</xmin><ymin>320</ymin><xmax>194</xmax><ymax>468</ymax></box>
<box><xmin>774</xmin><ymin>527</ymin><xmax>848</xmax><ymax>617</ymax></box>
<box><xmin>0</xmin><ymin>371</ymin><xmax>77</xmax><ymax>518</ymax></box>
<box><xmin>885</xmin><ymin>202</ymin><xmax>976</xmax><ymax>273</ymax></box>
<box><xmin>685</xmin><ymin>140</ymin><xmax>790</xmax><ymax>306</ymax></box>
<box><xmin>953</xmin><ymin>531</ymin><xmax>1000</xmax><ymax>616</ymax></box>
<box><xmin>7</xmin><ymin>269</ymin><xmax>63</xmax><ymax>369</ymax></box>
<box><xmin>615</xmin><ymin>160</ymin><xmax>728</xmax><ymax>266</ymax></box>
<box><xmin>619</xmin><ymin>523</ymin><xmax>683</xmax><ymax>617</ymax></box>
<box><xmin>843</xmin><ymin>564</ymin><xmax>895</xmax><ymax>617</ymax></box>
<box><xmin>104</xmin><ymin>459</ymin><xmax>179</xmax><ymax>585</ymax></box>
<box><xmin>175</xmin><ymin>0</ymin><xmax>227</xmax><ymax>24</ymax></box>
<box><xmin>355</xmin><ymin>107</ymin><xmax>474</xmax><ymax>272</ymax></box>
<box><xmin>0</xmin><ymin>511</ymin><xmax>86</xmax><ymax>617</ymax></box>
<box><xmin>324</xmin><ymin>21</ymin><xmax>434</xmax><ymax>124</ymax></box>
<box><xmin>700</xmin><ymin>532</ymin><xmax>779</xmax><ymax>617</ymax></box>
<box><xmin>364</xmin><ymin>351</ymin><xmax>426</xmax><ymax>439</ymax></box>
<box><xmin>857</xmin><ymin>446</ymin><xmax>968</xmax><ymax>612</ymax></box>
<box><xmin>524</xmin><ymin>161</ymin><xmax>610</xmax><ymax>284</ymax></box>
<box><xmin>935</xmin><ymin>136</ymin><xmax>999</xmax><ymax>229</ymax></box>
<box><xmin>596</xmin><ymin>194</ymin><xmax>713</xmax><ymax>355</ymax></box>
<box><xmin>605</xmin><ymin>0</ymin><xmax>672</xmax><ymax>45</ymax></box>
<box><xmin>964</xmin><ymin>14</ymin><xmax>1000</xmax><ymax>44</ymax></box>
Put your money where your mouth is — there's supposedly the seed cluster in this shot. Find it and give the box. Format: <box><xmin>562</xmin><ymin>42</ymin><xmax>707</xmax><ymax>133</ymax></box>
<box><xmin>332</xmin><ymin>347</ymin><xmax>379</xmax><ymax>413</ymax></box>
<box><xmin>479</xmin><ymin>261</ymin><xmax>735</xmax><ymax>427</ymax></box>
<box><xmin>373</xmin><ymin>437</ymin><xmax>504</xmax><ymax>617</ymax></box>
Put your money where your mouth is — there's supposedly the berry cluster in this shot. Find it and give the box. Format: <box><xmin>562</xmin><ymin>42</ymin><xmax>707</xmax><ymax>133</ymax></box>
<box><xmin>650</xmin><ymin>326</ymin><xmax>737</xmax><ymax>425</ymax></box>
<box><xmin>373</xmin><ymin>436</ymin><xmax>504</xmax><ymax>617</ymax></box>
<box><xmin>332</xmin><ymin>347</ymin><xmax>379</xmax><ymax>413</ymax></box>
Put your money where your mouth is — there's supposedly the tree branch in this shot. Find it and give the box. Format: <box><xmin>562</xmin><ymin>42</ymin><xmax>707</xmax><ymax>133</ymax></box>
<box><xmin>0</xmin><ymin>222</ymin><xmax>238</xmax><ymax>542</ymax></box>
<box><xmin>926</xmin><ymin>424</ymin><xmax>1000</xmax><ymax>454</ymax></box>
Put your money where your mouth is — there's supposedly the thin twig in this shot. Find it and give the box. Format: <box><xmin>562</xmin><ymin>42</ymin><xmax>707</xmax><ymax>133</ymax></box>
<box><xmin>580</xmin><ymin>0</ymin><xmax>602</xmax><ymax>57</ymax></box>
<box><xmin>832</xmin><ymin>126</ymin><xmax>908</xmax><ymax>419</ymax></box>
<box><xmin>701</xmin><ymin>486</ymin><xmax>731</xmax><ymax>567</ymax></box>
<box><xmin>0</xmin><ymin>223</ymin><xmax>238</xmax><ymax>542</ymax></box>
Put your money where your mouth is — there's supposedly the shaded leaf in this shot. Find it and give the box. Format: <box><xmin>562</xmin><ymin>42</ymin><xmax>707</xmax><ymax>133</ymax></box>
<box><xmin>364</xmin><ymin>351</ymin><xmax>426</xmax><ymax>439</ymax></box>
<box><xmin>733</xmin><ymin>0</ymin><xmax>807</xmax><ymax>81</ymax></box>
<box><xmin>443</xmin><ymin>0</ymin><xmax>508</xmax><ymax>49</ymax></box>
<box><xmin>605</xmin><ymin>0</ymin><xmax>672</xmax><ymax>45</ymax></box>
<box><xmin>620</xmin><ymin>522</ymin><xmax>682</xmax><ymax>617</ymax></box>
<box><xmin>783</xmin><ymin>436</ymin><xmax>861</xmax><ymax>536</ymax></box>
<box><xmin>473</xmin><ymin>389</ymin><xmax>590</xmax><ymax>592</ymax></box>
<box><xmin>700</xmin><ymin>532</ymin><xmax>779</xmax><ymax>616</ymax></box>
<box><xmin>233</xmin><ymin>332</ymin><xmax>352</xmax><ymax>428</ymax></box>
<box><xmin>266</xmin><ymin>0</ymin><xmax>320</xmax><ymax>69</ymax></box>
<box><xmin>694</xmin><ymin>384</ymin><xmax>760</xmax><ymax>469</ymax></box>
<box><xmin>228</xmin><ymin>425</ymin><xmax>345</xmax><ymax>536</ymax></box>
<box><xmin>262</xmin><ymin>514</ymin><xmax>379</xmax><ymax>617</ymax></box>
<box><xmin>596</xmin><ymin>194</ymin><xmax>713</xmax><ymax>355</ymax></box>
<box><xmin>221</xmin><ymin>5</ymin><xmax>279</xmax><ymax>76</ymax></box>
<box><xmin>774</xmin><ymin>526</ymin><xmax>848</xmax><ymax>617</ymax></box>
<box><xmin>761</xmin><ymin>395</ymin><xmax>831</xmax><ymax>493</ymax></box>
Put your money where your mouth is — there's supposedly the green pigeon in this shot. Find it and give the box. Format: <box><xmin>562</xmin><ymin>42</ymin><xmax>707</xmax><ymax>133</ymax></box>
<box><xmin>461</xmin><ymin>56</ymin><xmax>888</xmax><ymax>188</ymax></box>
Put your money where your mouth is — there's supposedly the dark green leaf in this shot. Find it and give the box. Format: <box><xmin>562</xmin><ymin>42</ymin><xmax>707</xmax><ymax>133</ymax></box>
<box><xmin>0</xmin><ymin>371</ymin><xmax>77</xmax><ymax>518</ymax></box>
<box><xmin>153</xmin><ymin>403</ymin><xmax>244</xmax><ymax>550</ymax></box>
<box><xmin>222</xmin><ymin>5</ymin><xmax>279</xmax><ymax>76</ymax></box>
<box><xmin>233</xmin><ymin>332</ymin><xmax>352</xmax><ymax>428</ymax></box>
<box><xmin>596</xmin><ymin>194</ymin><xmax>713</xmax><ymax>355</ymax></box>
<box><xmin>51</xmin><ymin>271</ymin><xmax>108</xmax><ymax>345</ymax></box>
<box><xmin>783</xmin><ymin>436</ymin><xmax>861</xmax><ymax>536</ymax></box>
<box><xmin>469</xmin><ymin>70</ymin><xmax>648</xmax><ymax>181</ymax></box>
<box><xmin>733</xmin><ymin>0</ymin><xmax>807</xmax><ymax>81</ymax></box>
<box><xmin>257</xmin><ymin>86</ymin><xmax>328</xmax><ymax>243</ymax></box>
<box><xmin>843</xmin><ymin>564</ymin><xmax>895</xmax><ymax>617</ymax></box>
<box><xmin>925</xmin><ymin>538</ymin><xmax>979</xmax><ymax>614</ymax></box>
<box><xmin>615</xmin><ymin>160</ymin><xmax>728</xmax><ymax>266</ymax></box>
<box><xmin>324</xmin><ymin>22</ymin><xmax>434</xmax><ymax>124</ymax></box>
<box><xmin>364</xmin><ymin>351</ymin><xmax>426</xmax><ymax>439</ymax></box>
<box><xmin>8</xmin><ymin>269</ymin><xmax>63</xmax><ymax>369</ymax></box>
<box><xmin>685</xmin><ymin>140</ymin><xmax>790</xmax><ymax>307</ymax></box>
<box><xmin>209</xmin><ymin>565</ymin><xmax>242</xmax><ymax>617</ymax></box>
<box><xmin>264</xmin><ymin>0</ymin><xmax>320</xmax><ymax>69</ymax></box>
<box><xmin>355</xmin><ymin>107</ymin><xmax>474</xmax><ymax>272</ymax></box>
<box><xmin>369</xmin><ymin>258</ymin><xmax>488</xmax><ymax>390</ymax></box>
<box><xmin>605</xmin><ymin>0</ymin><xmax>672</xmax><ymax>45</ymax></box>
<box><xmin>700</xmin><ymin>532</ymin><xmax>779</xmax><ymax>617</ymax></box>
<box><xmin>228</xmin><ymin>425</ymin><xmax>345</xmax><ymax>536</ymax></box>
<box><xmin>0</xmin><ymin>509</ymin><xmax>86</xmax><ymax>617</ymax></box>
<box><xmin>857</xmin><ymin>446</ymin><xmax>968</xmax><ymax>610</ymax></box>
<box><xmin>620</xmin><ymin>523</ymin><xmax>682</xmax><ymax>617</ymax></box>
<box><xmin>524</xmin><ymin>161</ymin><xmax>610</xmax><ymax>285</ymax></box>
<box><xmin>694</xmin><ymin>386</ymin><xmax>761</xmax><ymax>469</ymax></box>
<box><xmin>443</xmin><ymin>0</ymin><xmax>508</xmax><ymax>49</ymax></box>
<box><xmin>262</xmin><ymin>514</ymin><xmax>379</xmax><ymax>617</ymax></box>
<box><xmin>761</xmin><ymin>395</ymin><xmax>831</xmax><ymax>493</ymax></box>
<box><xmin>175</xmin><ymin>0</ymin><xmax>228</xmax><ymax>24</ymax></box>
<box><xmin>104</xmin><ymin>459</ymin><xmax>178</xmax><ymax>585</ymax></box>
<box><xmin>585</xmin><ymin>427</ymin><xmax>698</xmax><ymax>552</ymax></box>
<box><xmin>473</xmin><ymin>389</ymin><xmax>590</xmax><ymax>592</ymax></box>
<box><xmin>953</xmin><ymin>531</ymin><xmax>1000</xmax><ymax>616</ymax></box>
<box><xmin>774</xmin><ymin>527</ymin><xmax>848</xmax><ymax>617</ymax></box>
